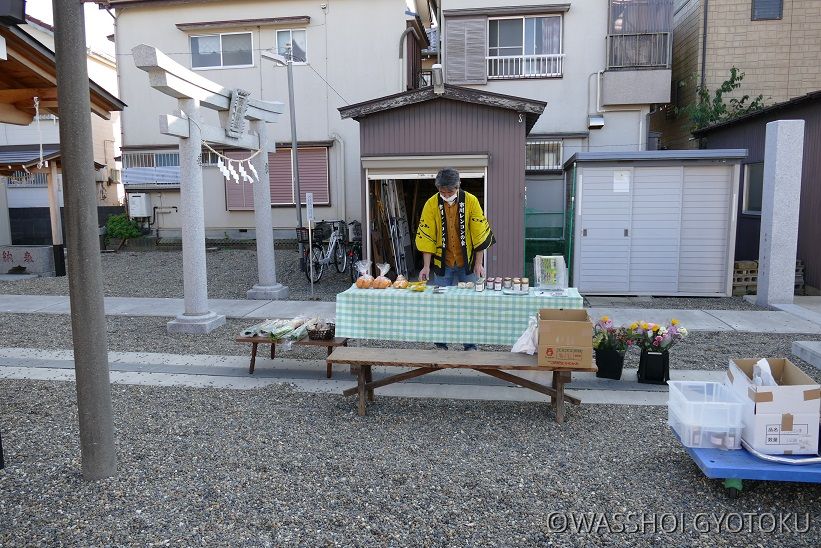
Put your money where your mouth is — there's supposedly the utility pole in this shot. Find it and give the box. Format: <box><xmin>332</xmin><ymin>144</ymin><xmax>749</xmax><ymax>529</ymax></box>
<box><xmin>52</xmin><ymin>0</ymin><xmax>116</xmax><ymax>480</ymax></box>
<box><xmin>285</xmin><ymin>44</ymin><xmax>304</xmax><ymax>267</ymax></box>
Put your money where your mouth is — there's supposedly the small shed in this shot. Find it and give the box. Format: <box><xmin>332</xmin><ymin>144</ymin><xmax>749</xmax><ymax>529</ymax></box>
<box><xmin>564</xmin><ymin>150</ymin><xmax>747</xmax><ymax>296</ymax></box>
<box><xmin>694</xmin><ymin>91</ymin><xmax>821</xmax><ymax>293</ymax></box>
<box><xmin>339</xmin><ymin>84</ymin><xmax>545</xmax><ymax>277</ymax></box>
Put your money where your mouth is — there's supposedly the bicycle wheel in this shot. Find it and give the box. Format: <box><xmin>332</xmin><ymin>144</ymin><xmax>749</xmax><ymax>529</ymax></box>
<box><xmin>304</xmin><ymin>244</ymin><xmax>324</xmax><ymax>283</ymax></box>
<box><xmin>333</xmin><ymin>242</ymin><xmax>347</xmax><ymax>273</ymax></box>
<box><xmin>349</xmin><ymin>246</ymin><xmax>361</xmax><ymax>282</ymax></box>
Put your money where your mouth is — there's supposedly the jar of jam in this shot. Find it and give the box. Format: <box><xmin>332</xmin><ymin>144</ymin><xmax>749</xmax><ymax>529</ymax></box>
<box><xmin>503</xmin><ymin>277</ymin><xmax>513</xmax><ymax>290</ymax></box>
<box><xmin>513</xmin><ymin>277</ymin><xmax>522</xmax><ymax>292</ymax></box>
<box><xmin>494</xmin><ymin>277</ymin><xmax>503</xmax><ymax>291</ymax></box>
<box><xmin>521</xmin><ymin>277</ymin><xmax>530</xmax><ymax>292</ymax></box>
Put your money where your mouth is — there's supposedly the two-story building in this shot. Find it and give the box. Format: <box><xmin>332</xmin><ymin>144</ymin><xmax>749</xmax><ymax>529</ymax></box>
<box><xmin>650</xmin><ymin>0</ymin><xmax>821</xmax><ymax>149</ymax></box>
<box><xmin>101</xmin><ymin>0</ymin><xmax>430</xmax><ymax>241</ymax></box>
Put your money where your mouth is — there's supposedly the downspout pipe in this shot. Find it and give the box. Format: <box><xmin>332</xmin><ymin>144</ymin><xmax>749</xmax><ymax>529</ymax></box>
<box><xmin>700</xmin><ymin>0</ymin><xmax>709</xmax><ymax>89</ymax></box>
<box><xmin>399</xmin><ymin>26</ymin><xmax>423</xmax><ymax>91</ymax></box>
<box><xmin>330</xmin><ymin>132</ymin><xmax>346</xmax><ymax>222</ymax></box>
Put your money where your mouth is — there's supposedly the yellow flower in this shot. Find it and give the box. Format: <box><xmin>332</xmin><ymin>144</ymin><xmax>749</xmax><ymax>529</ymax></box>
<box><xmin>640</xmin><ymin>322</ymin><xmax>649</xmax><ymax>330</ymax></box>
<box><xmin>671</xmin><ymin>319</ymin><xmax>680</xmax><ymax>326</ymax></box>
<box><xmin>601</xmin><ymin>316</ymin><xmax>609</xmax><ymax>322</ymax></box>
<box><xmin>630</xmin><ymin>322</ymin><xmax>638</xmax><ymax>330</ymax></box>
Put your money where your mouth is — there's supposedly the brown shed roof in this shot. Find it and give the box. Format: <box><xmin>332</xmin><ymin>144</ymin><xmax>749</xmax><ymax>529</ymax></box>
<box><xmin>339</xmin><ymin>84</ymin><xmax>546</xmax><ymax>133</ymax></box>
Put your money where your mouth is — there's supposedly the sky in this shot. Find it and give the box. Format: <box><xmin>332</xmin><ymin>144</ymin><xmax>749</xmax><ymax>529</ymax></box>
<box><xmin>24</xmin><ymin>0</ymin><xmax>115</xmax><ymax>55</ymax></box>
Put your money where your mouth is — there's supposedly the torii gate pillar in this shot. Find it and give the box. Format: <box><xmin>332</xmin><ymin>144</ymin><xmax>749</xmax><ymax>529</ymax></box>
<box><xmin>166</xmin><ymin>97</ymin><xmax>225</xmax><ymax>333</ymax></box>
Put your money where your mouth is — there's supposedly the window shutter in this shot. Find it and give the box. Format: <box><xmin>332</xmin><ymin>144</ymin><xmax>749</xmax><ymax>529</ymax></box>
<box><xmin>224</xmin><ymin>151</ymin><xmax>253</xmax><ymax>210</ymax></box>
<box><xmin>445</xmin><ymin>17</ymin><xmax>487</xmax><ymax>85</ymax></box>
<box><xmin>296</xmin><ymin>147</ymin><xmax>330</xmax><ymax>205</ymax></box>
<box><xmin>269</xmin><ymin>150</ymin><xmax>294</xmax><ymax>205</ymax></box>
<box><xmin>269</xmin><ymin>147</ymin><xmax>330</xmax><ymax>206</ymax></box>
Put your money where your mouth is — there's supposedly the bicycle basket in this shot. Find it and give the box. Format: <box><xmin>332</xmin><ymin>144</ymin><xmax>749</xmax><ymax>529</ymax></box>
<box><xmin>313</xmin><ymin>222</ymin><xmax>332</xmax><ymax>241</ymax></box>
<box><xmin>295</xmin><ymin>227</ymin><xmax>310</xmax><ymax>244</ymax></box>
<box><xmin>348</xmin><ymin>221</ymin><xmax>362</xmax><ymax>242</ymax></box>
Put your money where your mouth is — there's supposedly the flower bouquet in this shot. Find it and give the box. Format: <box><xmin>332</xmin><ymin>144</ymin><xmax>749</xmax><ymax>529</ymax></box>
<box><xmin>592</xmin><ymin>316</ymin><xmax>630</xmax><ymax>380</ymax></box>
<box><xmin>628</xmin><ymin>319</ymin><xmax>688</xmax><ymax>384</ymax></box>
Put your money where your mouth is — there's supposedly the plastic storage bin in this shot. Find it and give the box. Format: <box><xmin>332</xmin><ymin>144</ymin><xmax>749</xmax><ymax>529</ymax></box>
<box><xmin>668</xmin><ymin>381</ymin><xmax>745</xmax><ymax>450</ymax></box>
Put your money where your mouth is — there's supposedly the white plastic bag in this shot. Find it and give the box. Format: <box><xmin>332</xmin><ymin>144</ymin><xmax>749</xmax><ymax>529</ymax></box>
<box><xmin>753</xmin><ymin>358</ymin><xmax>778</xmax><ymax>387</ymax></box>
<box><xmin>512</xmin><ymin>315</ymin><xmax>539</xmax><ymax>355</ymax></box>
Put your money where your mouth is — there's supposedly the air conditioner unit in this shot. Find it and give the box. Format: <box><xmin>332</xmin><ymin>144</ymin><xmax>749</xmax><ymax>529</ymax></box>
<box><xmin>128</xmin><ymin>193</ymin><xmax>151</xmax><ymax>218</ymax></box>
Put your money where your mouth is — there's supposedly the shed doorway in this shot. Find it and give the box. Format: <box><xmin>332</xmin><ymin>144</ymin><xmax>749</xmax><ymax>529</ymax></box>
<box><xmin>366</xmin><ymin>174</ymin><xmax>485</xmax><ymax>279</ymax></box>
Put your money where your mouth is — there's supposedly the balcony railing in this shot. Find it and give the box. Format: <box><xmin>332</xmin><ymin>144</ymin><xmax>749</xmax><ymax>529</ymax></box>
<box><xmin>606</xmin><ymin>32</ymin><xmax>671</xmax><ymax>69</ymax></box>
<box><xmin>487</xmin><ymin>54</ymin><xmax>565</xmax><ymax>79</ymax></box>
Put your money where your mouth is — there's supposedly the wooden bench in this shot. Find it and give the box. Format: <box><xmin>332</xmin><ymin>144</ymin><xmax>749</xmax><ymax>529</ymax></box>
<box><xmin>235</xmin><ymin>336</ymin><xmax>349</xmax><ymax>376</ymax></box>
<box><xmin>327</xmin><ymin>347</ymin><xmax>597</xmax><ymax>424</ymax></box>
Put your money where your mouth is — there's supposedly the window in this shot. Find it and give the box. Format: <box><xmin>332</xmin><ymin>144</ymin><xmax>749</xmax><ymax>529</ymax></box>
<box><xmin>526</xmin><ymin>140</ymin><xmax>563</xmax><ymax>171</ymax></box>
<box><xmin>200</xmin><ymin>151</ymin><xmax>220</xmax><ymax>166</ymax></box>
<box><xmin>525</xmin><ymin>175</ymin><xmax>565</xmax><ymax>241</ymax></box>
<box><xmin>420</xmin><ymin>69</ymin><xmax>432</xmax><ymax>87</ymax></box>
<box><xmin>487</xmin><ymin>15</ymin><xmax>563</xmax><ymax>78</ymax></box>
<box><xmin>122</xmin><ymin>152</ymin><xmax>181</xmax><ymax>187</ymax></box>
<box><xmin>3</xmin><ymin>171</ymin><xmax>48</xmax><ymax>186</ymax></box>
<box><xmin>276</xmin><ymin>29</ymin><xmax>307</xmax><ymax>62</ymax></box>
<box><xmin>606</xmin><ymin>0</ymin><xmax>673</xmax><ymax>69</ymax></box>
<box><xmin>743</xmin><ymin>163</ymin><xmax>764</xmax><ymax>214</ymax></box>
<box><xmin>225</xmin><ymin>147</ymin><xmax>330</xmax><ymax>210</ymax></box>
<box><xmin>752</xmin><ymin>0</ymin><xmax>783</xmax><ymax>20</ymax></box>
<box><xmin>190</xmin><ymin>32</ymin><xmax>253</xmax><ymax>69</ymax></box>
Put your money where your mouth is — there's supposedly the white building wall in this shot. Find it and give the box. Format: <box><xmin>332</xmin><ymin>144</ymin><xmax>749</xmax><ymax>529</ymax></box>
<box><xmin>442</xmin><ymin>0</ymin><xmax>654</xmax><ymax>158</ymax></box>
<box><xmin>114</xmin><ymin>0</ymin><xmax>414</xmax><ymax>232</ymax></box>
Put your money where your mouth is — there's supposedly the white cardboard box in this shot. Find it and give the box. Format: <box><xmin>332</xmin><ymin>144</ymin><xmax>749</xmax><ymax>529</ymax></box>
<box><xmin>724</xmin><ymin>358</ymin><xmax>820</xmax><ymax>455</ymax></box>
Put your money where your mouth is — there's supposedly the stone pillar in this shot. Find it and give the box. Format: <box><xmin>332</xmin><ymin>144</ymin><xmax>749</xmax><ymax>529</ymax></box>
<box><xmin>0</xmin><ymin>179</ymin><xmax>10</xmax><ymax>246</ymax></box>
<box><xmin>756</xmin><ymin>120</ymin><xmax>805</xmax><ymax>307</ymax></box>
<box><xmin>247</xmin><ymin>119</ymin><xmax>288</xmax><ymax>300</ymax></box>
<box><xmin>47</xmin><ymin>162</ymin><xmax>63</xmax><ymax>245</ymax></box>
<box><xmin>167</xmin><ymin>98</ymin><xmax>226</xmax><ymax>333</ymax></box>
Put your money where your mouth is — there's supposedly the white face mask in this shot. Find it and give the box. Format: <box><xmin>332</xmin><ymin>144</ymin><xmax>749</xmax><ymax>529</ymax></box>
<box><xmin>441</xmin><ymin>192</ymin><xmax>458</xmax><ymax>204</ymax></box>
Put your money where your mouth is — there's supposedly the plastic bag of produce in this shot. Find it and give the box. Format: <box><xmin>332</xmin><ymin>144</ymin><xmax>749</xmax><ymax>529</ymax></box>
<box><xmin>373</xmin><ymin>263</ymin><xmax>392</xmax><ymax>289</ymax></box>
<box><xmin>354</xmin><ymin>260</ymin><xmax>374</xmax><ymax>288</ymax></box>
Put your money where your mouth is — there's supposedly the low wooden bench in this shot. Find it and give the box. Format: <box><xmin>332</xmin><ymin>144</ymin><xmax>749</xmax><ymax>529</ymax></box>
<box><xmin>327</xmin><ymin>347</ymin><xmax>597</xmax><ymax>424</ymax></box>
<box><xmin>235</xmin><ymin>336</ymin><xmax>349</xmax><ymax>376</ymax></box>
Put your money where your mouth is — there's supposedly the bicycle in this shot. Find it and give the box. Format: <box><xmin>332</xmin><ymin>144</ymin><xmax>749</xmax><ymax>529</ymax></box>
<box><xmin>296</xmin><ymin>220</ymin><xmax>348</xmax><ymax>283</ymax></box>
<box><xmin>347</xmin><ymin>220</ymin><xmax>362</xmax><ymax>282</ymax></box>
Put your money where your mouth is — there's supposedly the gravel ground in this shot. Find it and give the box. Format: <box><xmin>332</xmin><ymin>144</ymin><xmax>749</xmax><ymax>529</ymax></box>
<box><xmin>1</xmin><ymin>313</ymin><xmax>820</xmax><ymax>383</ymax></box>
<box><xmin>2</xmin><ymin>379</ymin><xmax>820</xmax><ymax>546</ymax></box>
<box><xmin>0</xmin><ymin>248</ymin><xmax>770</xmax><ymax>311</ymax></box>
<box><xmin>0</xmin><ymin>248</ymin><xmax>351</xmax><ymax>302</ymax></box>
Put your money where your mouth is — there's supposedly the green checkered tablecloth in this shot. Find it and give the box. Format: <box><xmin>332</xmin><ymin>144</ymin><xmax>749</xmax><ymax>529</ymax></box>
<box><xmin>336</xmin><ymin>286</ymin><xmax>583</xmax><ymax>345</ymax></box>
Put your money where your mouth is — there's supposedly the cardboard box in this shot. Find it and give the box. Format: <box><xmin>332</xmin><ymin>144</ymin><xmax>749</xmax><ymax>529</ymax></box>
<box><xmin>724</xmin><ymin>358</ymin><xmax>821</xmax><ymax>455</ymax></box>
<box><xmin>537</xmin><ymin>309</ymin><xmax>594</xmax><ymax>370</ymax></box>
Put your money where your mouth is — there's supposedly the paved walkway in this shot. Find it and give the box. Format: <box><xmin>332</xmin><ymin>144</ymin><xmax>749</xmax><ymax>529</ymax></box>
<box><xmin>0</xmin><ymin>347</ymin><xmax>728</xmax><ymax>406</ymax></box>
<box><xmin>1</xmin><ymin>294</ymin><xmax>821</xmax><ymax>333</ymax></box>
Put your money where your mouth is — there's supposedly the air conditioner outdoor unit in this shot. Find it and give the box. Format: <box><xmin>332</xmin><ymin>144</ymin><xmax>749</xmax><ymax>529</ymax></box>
<box><xmin>128</xmin><ymin>193</ymin><xmax>151</xmax><ymax>218</ymax></box>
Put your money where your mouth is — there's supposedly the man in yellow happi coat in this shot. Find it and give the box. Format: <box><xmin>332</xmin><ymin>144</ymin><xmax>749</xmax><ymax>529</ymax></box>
<box><xmin>416</xmin><ymin>168</ymin><xmax>495</xmax><ymax>350</ymax></box>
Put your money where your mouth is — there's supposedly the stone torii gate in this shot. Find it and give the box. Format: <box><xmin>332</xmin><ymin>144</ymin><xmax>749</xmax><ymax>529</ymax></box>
<box><xmin>133</xmin><ymin>44</ymin><xmax>288</xmax><ymax>334</ymax></box>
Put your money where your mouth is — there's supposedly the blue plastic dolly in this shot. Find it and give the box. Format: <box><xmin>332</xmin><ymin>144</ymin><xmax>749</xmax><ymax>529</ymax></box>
<box><xmin>682</xmin><ymin>443</ymin><xmax>821</xmax><ymax>498</ymax></box>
